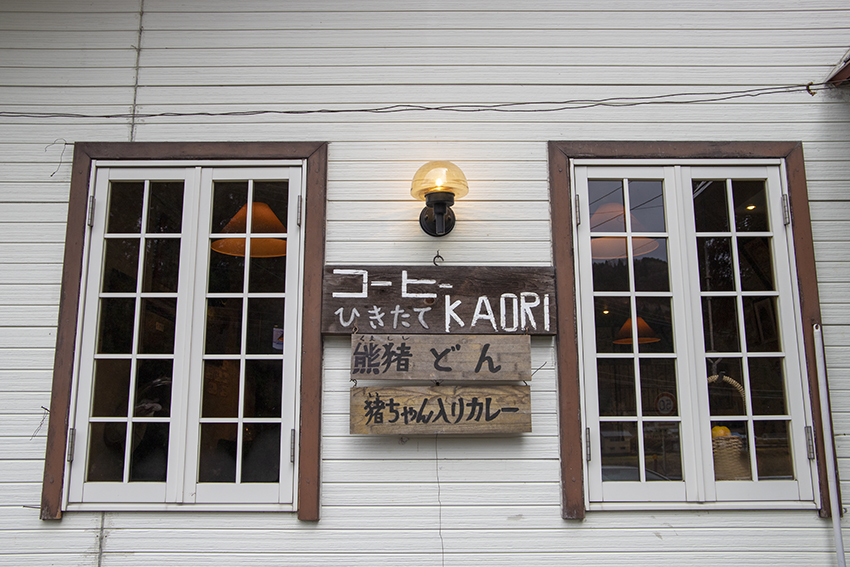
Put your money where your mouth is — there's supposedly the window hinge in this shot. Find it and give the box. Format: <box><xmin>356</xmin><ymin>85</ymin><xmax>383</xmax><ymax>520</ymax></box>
<box><xmin>86</xmin><ymin>196</ymin><xmax>95</xmax><ymax>227</ymax></box>
<box><xmin>575</xmin><ymin>194</ymin><xmax>581</xmax><ymax>225</ymax></box>
<box><xmin>290</xmin><ymin>429</ymin><xmax>297</xmax><ymax>463</ymax></box>
<box><xmin>296</xmin><ymin>195</ymin><xmax>303</xmax><ymax>227</ymax></box>
<box><xmin>782</xmin><ymin>194</ymin><xmax>791</xmax><ymax>226</ymax></box>
<box><xmin>805</xmin><ymin>425</ymin><xmax>815</xmax><ymax>460</ymax></box>
<box><xmin>67</xmin><ymin>428</ymin><xmax>76</xmax><ymax>462</ymax></box>
<box><xmin>585</xmin><ymin>427</ymin><xmax>591</xmax><ymax>462</ymax></box>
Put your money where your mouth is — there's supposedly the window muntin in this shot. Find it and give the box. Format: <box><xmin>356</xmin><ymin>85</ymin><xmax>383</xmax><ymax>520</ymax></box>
<box><xmin>576</xmin><ymin>163</ymin><xmax>815</xmax><ymax>506</ymax></box>
<box><xmin>68</xmin><ymin>164</ymin><xmax>303</xmax><ymax>509</ymax></box>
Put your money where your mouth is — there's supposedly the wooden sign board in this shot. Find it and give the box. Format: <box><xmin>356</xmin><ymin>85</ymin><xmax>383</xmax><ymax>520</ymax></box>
<box><xmin>350</xmin><ymin>385</ymin><xmax>531</xmax><ymax>435</ymax></box>
<box><xmin>351</xmin><ymin>334</ymin><xmax>531</xmax><ymax>381</ymax></box>
<box><xmin>323</xmin><ymin>265</ymin><xmax>556</xmax><ymax>335</ymax></box>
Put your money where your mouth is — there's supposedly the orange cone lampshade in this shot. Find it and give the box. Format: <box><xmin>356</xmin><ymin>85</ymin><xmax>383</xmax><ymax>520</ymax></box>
<box><xmin>613</xmin><ymin>316</ymin><xmax>661</xmax><ymax>344</ymax></box>
<box><xmin>211</xmin><ymin>202</ymin><xmax>287</xmax><ymax>258</ymax></box>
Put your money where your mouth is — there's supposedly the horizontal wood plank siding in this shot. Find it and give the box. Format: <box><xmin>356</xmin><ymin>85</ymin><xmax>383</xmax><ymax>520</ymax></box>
<box><xmin>1</xmin><ymin>0</ymin><xmax>849</xmax><ymax>565</ymax></box>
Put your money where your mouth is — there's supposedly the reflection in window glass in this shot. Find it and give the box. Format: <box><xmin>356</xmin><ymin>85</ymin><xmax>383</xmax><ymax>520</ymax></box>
<box><xmin>628</xmin><ymin>180</ymin><xmax>665</xmax><ymax>232</ymax></box>
<box><xmin>754</xmin><ymin>421</ymin><xmax>793</xmax><ymax>479</ymax></box>
<box><xmin>589</xmin><ymin>180</ymin><xmax>625</xmax><ymax>233</ymax></box>
<box><xmin>597</xmin><ymin>359</ymin><xmax>636</xmax><ymax>416</ymax></box>
<box><xmin>601</xmin><ymin>422</ymin><xmax>639</xmax><ymax>477</ymax></box>
<box><xmin>633</xmin><ymin>238</ymin><xmax>669</xmax><ymax>292</ymax></box>
<box><xmin>595</xmin><ymin>297</ymin><xmax>632</xmax><ymax>354</ymax></box>
<box><xmin>644</xmin><ymin>422</ymin><xmax>682</xmax><ymax>480</ymax></box>
<box><xmin>635</xmin><ymin>297</ymin><xmax>673</xmax><ymax>353</ymax></box>
<box><xmin>696</xmin><ymin>237</ymin><xmax>734</xmax><ymax>292</ymax></box>
<box><xmin>738</xmin><ymin>237</ymin><xmax>775</xmax><ymax>292</ymax></box>
<box><xmin>693</xmin><ymin>180</ymin><xmax>729</xmax><ymax>233</ymax></box>
<box><xmin>733</xmin><ymin>180</ymin><xmax>769</xmax><ymax>232</ymax></box>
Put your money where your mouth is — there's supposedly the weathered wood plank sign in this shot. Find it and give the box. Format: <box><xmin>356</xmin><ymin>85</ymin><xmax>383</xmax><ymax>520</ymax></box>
<box><xmin>350</xmin><ymin>385</ymin><xmax>531</xmax><ymax>435</ymax></box>
<box><xmin>323</xmin><ymin>265</ymin><xmax>556</xmax><ymax>335</ymax></box>
<box><xmin>351</xmin><ymin>334</ymin><xmax>531</xmax><ymax>381</ymax></box>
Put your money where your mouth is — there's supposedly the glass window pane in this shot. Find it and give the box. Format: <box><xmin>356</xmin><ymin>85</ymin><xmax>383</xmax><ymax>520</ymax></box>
<box><xmin>644</xmin><ymin>422</ymin><xmax>682</xmax><ymax>481</ymax></box>
<box><xmin>743</xmin><ymin>297</ymin><xmax>780</xmax><ymax>352</ymax></box>
<box><xmin>595</xmin><ymin>297</ymin><xmax>632</xmax><ymax>354</ymax></box>
<box><xmin>708</xmin><ymin>359</ymin><xmax>746</xmax><ymax>416</ymax></box>
<box><xmin>754</xmin><ymin>421</ymin><xmax>793</xmax><ymax>480</ymax></box>
<box><xmin>87</xmin><ymin>422</ymin><xmax>126</xmax><ymax>482</ymax></box>
<box><xmin>147</xmin><ymin>181</ymin><xmax>184</xmax><ymax>234</ymax></box>
<box><xmin>253</xmin><ymin>181</ymin><xmax>288</xmax><ymax>233</ymax></box>
<box><xmin>749</xmin><ymin>357</ymin><xmax>787</xmax><ymax>415</ymax></box>
<box><xmin>592</xmin><ymin>237</ymin><xmax>628</xmax><ymax>291</ymax></box>
<box><xmin>738</xmin><ymin>237</ymin><xmax>775</xmax><ymax>292</ymax></box>
<box><xmin>102</xmin><ymin>238</ymin><xmax>139</xmax><ymax>292</ymax></box>
<box><xmin>138</xmin><ymin>298</ymin><xmax>176</xmax><ymax>354</ymax></box>
<box><xmin>600</xmin><ymin>422</ymin><xmax>639</xmax><ymax>479</ymax></box>
<box><xmin>733</xmin><ymin>180</ymin><xmax>769</xmax><ymax>232</ymax></box>
<box><xmin>202</xmin><ymin>360</ymin><xmax>240</xmax><ymax>418</ymax></box>
<box><xmin>245</xmin><ymin>360</ymin><xmax>283</xmax><ymax>418</ymax></box>
<box><xmin>97</xmin><ymin>298</ymin><xmax>136</xmax><ymax>354</ymax></box>
<box><xmin>636</xmin><ymin>297</ymin><xmax>673</xmax><ymax>353</ymax></box>
<box><xmin>693</xmin><ymin>180</ymin><xmax>729</xmax><ymax>233</ymax></box>
<box><xmin>597</xmin><ymin>359</ymin><xmax>636</xmax><ymax>416</ymax></box>
<box><xmin>697</xmin><ymin>237</ymin><xmax>734</xmax><ymax>292</ymax></box>
<box><xmin>208</xmin><ymin>243</ymin><xmax>245</xmax><ymax>293</ymax></box>
<box><xmin>142</xmin><ymin>238</ymin><xmax>180</xmax><ymax>293</ymax></box>
<box><xmin>134</xmin><ymin>359</ymin><xmax>173</xmax><ymax>417</ymax></box>
<box><xmin>198</xmin><ymin>423</ymin><xmax>237</xmax><ymax>483</ymax></box>
<box><xmin>129</xmin><ymin>423</ymin><xmax>169</xmax><ymax>482</ymax></box>
<box><xmin>211</xmin><ymin>182</ymin><xmax>248</xmax><ymax>233</ymax></box>
<box><xmin>634</xmin><ymin>238</ymin><xmax>669</xmax><ymax>292</ymax></box>
<box><xmin>702</xmin><ymin>297</ymin><xmax>740</xmax><ymax>353</ymax></box>
<box><xmin>640</xmin><ymin>359</ymin><xmax>678</xmax><ymax>417</ymax></box>
<box><xmin>249</xmin><ymin>254</ymin><xmax>287</xmax><ymax>293</ymax></box>
<box><xmin>246</xmin><ymin>298</ymin><xmax>285</xmax><ymax>354</ymax></box>
<box><xmin>107</xmin><ymin>182</ymin><xmax>144</xmax><ymax>234</ymax></box>
<box><xmin>241</xmin><ymin>423</ymin><xmax>281</xmax><ymax>483</ymax></box>
<box><xmin>628</xmin><ymin>180</ymin><xmax>665</xmax><ymax>232</ymax></box>
<box><xmin>205</xmin><ymin>298</ymin><xmax>243</xmax><ymax>354</ymax></box>
<box><xmin>92</xmin><ymin>359</ymin><xmax>131</xmax><ymax>417</ymax></box>
<box><xmin>711</xmin><ymin>421</ymin><xmax>752</xmax><ymax>480</ymax></box>
<box><xmin>588</xmin><ymin>180</ymin><xmax>625</xmax><ymax>233</ymax></box>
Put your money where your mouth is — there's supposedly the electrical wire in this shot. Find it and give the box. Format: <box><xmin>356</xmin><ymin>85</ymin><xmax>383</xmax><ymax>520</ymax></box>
<box><xmin>0</xmin><ymin>82</ymin><xmax>828</xmax><ymax>120</ymax></box>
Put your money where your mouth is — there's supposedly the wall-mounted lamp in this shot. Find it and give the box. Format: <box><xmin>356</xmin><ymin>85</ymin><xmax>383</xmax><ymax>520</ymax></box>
<box><xmin>410</xmin><ymin>160</ymin><xmax>468</xmax><ymax>237</ymax></box>
<box><xmin>211</xmin><ymin>202</ymin><xmax>287</xmax><ymax>257</ymax></box>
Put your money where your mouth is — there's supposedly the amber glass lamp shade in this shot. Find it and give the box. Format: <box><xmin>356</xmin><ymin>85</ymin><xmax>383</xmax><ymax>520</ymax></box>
<box><xmin>613</xmin><ymin>316</ymin><xmax>661</xmax><ymax>344</ymax></box>
<box><xmin>410</xmin><ymin>161</ymin><xmax>469</xmax><ymax>237</ymax></box>
<box><xmin>590</xmin><ymin>203</ymin><xmax>659</xmax><ymax>259</ymax></box>
<box><xmin>410</xmin><ymin>160</ymin><xmax>469</xmax><ymax>201</ymax></box>
<box><xmin>211</xmin><ymin>202</ymin><xmax>287</xmax><ymax>257</ymax></box>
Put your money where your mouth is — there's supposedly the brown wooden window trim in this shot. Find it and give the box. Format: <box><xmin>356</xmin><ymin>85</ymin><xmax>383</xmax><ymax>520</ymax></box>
<box><xmin>549</xmin><ymin>141</ymin><xmax>837</xmax><ymax>520</ymax></box>
<box><xmin>41</xmin><ymin>141</ymin><xmax>327</xmax><ymax>521</ymax></box>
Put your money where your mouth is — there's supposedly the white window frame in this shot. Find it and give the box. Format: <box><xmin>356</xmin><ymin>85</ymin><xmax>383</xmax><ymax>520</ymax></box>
<box><xmin>65</xmin><ymin>161</ymin><xmax>306</xmax><ymax>511</ymax></box>
<box><xmin>573</xmin><ymin>160</ymin><xmax>817</xmax><ymax>510</ymax></box>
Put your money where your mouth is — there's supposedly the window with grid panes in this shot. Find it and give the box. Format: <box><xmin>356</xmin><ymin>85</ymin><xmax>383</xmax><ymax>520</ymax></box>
<box><xmin>66</xmin><ymin>163</ymin><xmax>304</xmax><ymax>509</ymax></box>
<box><xmin>574</xmin><ymin>163</ymin><xmax>815</xmax><ymax>506</ymax></box>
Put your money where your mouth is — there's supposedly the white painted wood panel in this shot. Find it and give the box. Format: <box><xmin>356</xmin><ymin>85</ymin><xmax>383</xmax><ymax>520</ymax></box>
<box><xmin>1</xmin><ymin>1</ymin><xmax>849</xmax><ymax>566</ymax></box>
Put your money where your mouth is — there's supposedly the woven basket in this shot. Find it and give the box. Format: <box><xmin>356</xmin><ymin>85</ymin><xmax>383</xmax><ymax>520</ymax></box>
<box><xmin>711</xmin><ymin>435</ymin><xmax>751</xmax><ymax>480</ymax></box>
<box><xmin>708</xmin><ymin>373</ymin><xmax>752</xmax><ymax>481</ymax></box>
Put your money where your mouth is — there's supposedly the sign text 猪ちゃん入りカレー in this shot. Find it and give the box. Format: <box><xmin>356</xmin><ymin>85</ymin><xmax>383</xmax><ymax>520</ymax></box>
<box><xmin>350</xmin><ymin>385</ymin><xmax>531</xmax><ymax>435</ymax></box>
<box><xmin>323</xmin><ymin>266</ymin><xmax>556</xmax><ymax>335</ymax></box>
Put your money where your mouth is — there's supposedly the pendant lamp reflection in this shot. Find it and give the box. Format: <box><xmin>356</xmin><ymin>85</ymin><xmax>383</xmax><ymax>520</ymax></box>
<box><xmin>211</xmin><ymin>202</ymin><xmax>287</xmax><ymax>258</ymax></box>
<box><xmin>613</xmin><ymin>316</ymin><xmax>661</xmax><ymax>344</ymax></box>
<box><xmin>590</xmin><ymin>202</ymin><xmax>659</xmax><ymax>259</ymax></box>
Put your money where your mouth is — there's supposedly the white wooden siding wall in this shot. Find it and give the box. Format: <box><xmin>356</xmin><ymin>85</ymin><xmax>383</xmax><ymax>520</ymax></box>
<box><xmin>1</xmin><ymin>0</ymin><xmax>849</xmax><ymax>565</ymax></box>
